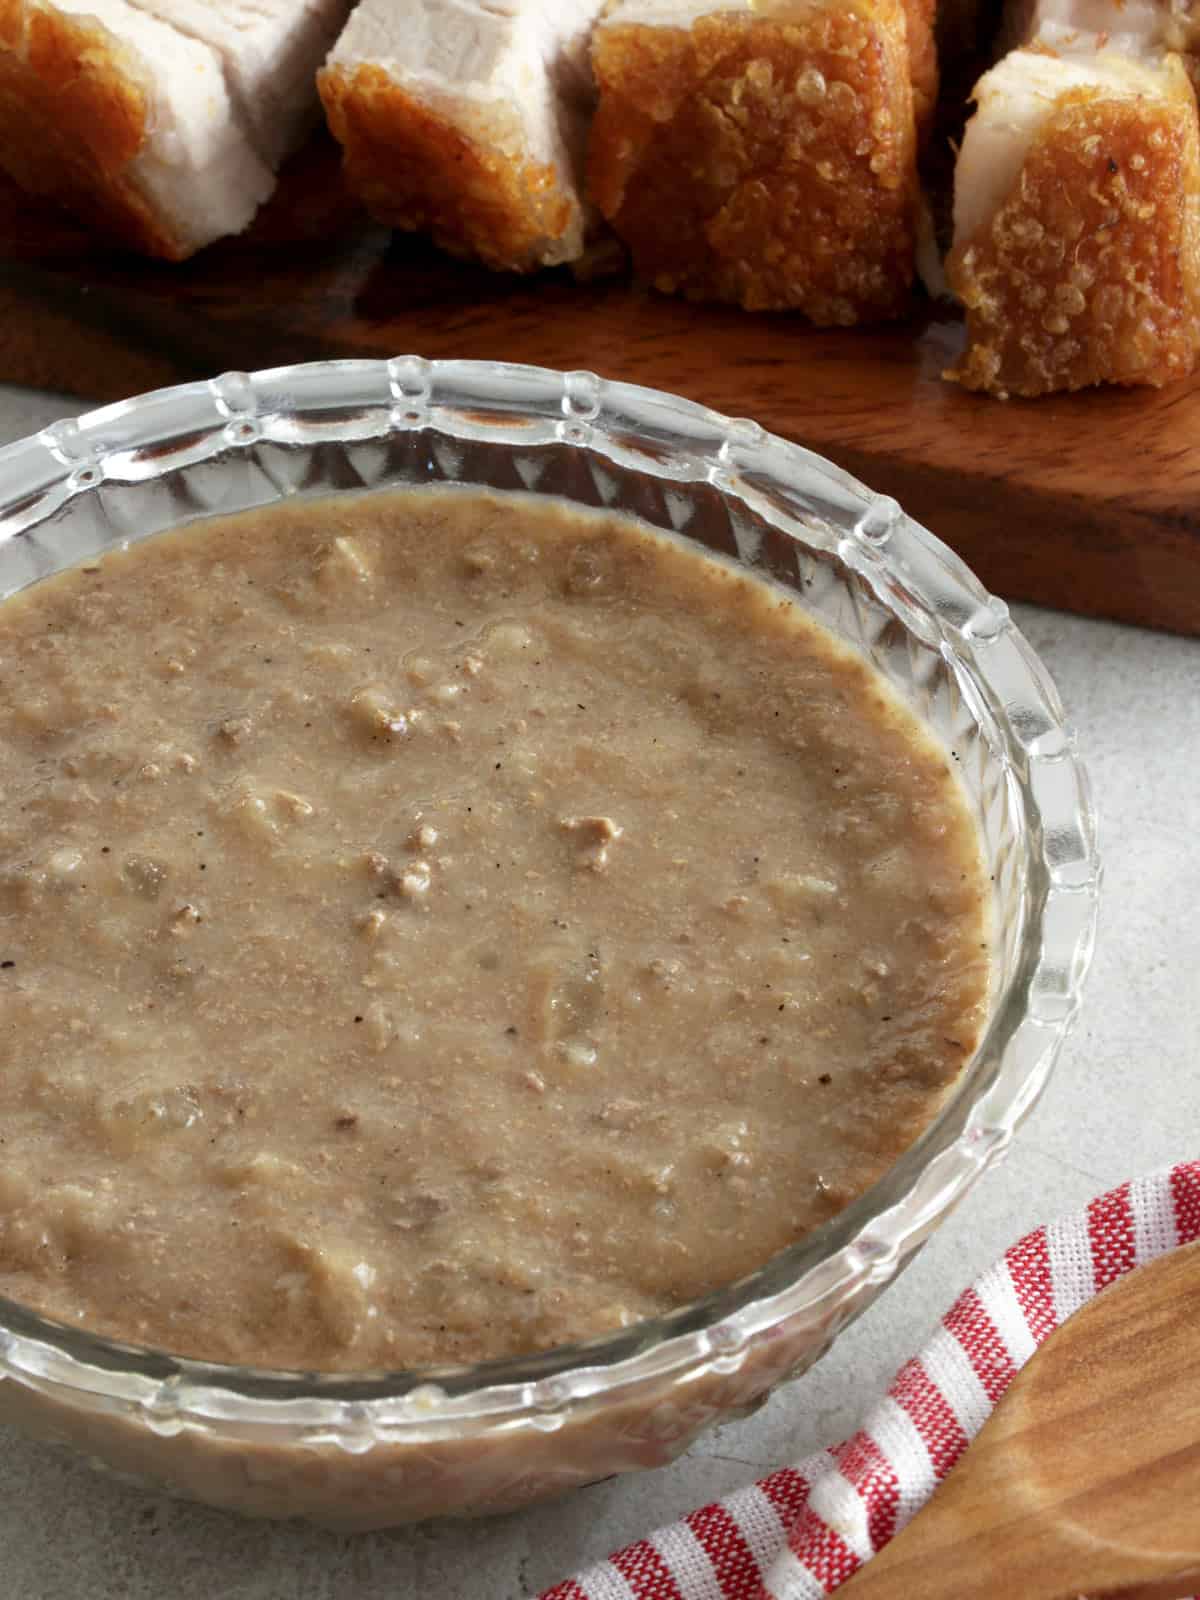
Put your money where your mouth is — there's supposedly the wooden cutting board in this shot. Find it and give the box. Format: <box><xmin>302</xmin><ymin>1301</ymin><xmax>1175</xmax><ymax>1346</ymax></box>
<box><xmin>3</xmin><ymin>142</ymin><xmax>1199</xmax><ymax>637</ymax></box>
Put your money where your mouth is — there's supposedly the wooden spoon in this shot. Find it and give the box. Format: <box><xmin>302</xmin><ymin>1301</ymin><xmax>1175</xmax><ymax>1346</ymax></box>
<box><xmin>836</xmin><ymin>1238</ymin><xmax>1200</xmax><ymax>1600</ymax></box>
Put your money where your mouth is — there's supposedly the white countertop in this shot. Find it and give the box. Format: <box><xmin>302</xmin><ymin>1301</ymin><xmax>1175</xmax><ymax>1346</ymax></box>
<box><xmin>0</xmin><ymin>384</ymin><xmax>1195</xmax><ymax>1599</ymax></box>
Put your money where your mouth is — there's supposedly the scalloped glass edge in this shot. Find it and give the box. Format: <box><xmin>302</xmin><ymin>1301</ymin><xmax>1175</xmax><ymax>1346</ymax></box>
<box><xmin>0</xmin><ymin>358</ymin><xmax>1099</xmax><ymax>1451</ymax></box>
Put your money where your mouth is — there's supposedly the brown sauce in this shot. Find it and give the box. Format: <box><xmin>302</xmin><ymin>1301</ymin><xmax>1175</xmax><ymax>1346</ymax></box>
<box><xmin>0</xmin><ymin>489</ymin><xmax>989</xmax><ymax>1371</ymax></box>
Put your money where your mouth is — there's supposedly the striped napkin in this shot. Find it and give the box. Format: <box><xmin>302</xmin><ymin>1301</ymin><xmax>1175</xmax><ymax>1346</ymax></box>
<box><xmin>540</xmin><ymin>1160</ymin><xmax>1200</xmax><ymax>1600</ymax></box>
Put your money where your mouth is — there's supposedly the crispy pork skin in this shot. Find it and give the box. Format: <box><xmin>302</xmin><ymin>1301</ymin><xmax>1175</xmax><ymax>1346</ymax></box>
<box><xmin>587</xmin><ymin>0</ymin><xmax>922</xmax><ymax>321</ymax></box>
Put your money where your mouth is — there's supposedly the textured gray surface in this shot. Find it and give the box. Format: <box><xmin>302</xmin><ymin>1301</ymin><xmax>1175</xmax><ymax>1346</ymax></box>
<box><xmin>0</xmin><ymin>385</ymin><xmax>1196</xmax><ymax>1599</ymax></box>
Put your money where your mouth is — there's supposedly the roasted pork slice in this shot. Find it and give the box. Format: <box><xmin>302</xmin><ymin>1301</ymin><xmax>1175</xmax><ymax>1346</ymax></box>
<box><xmin>587</xmin><ymin>0</ymin><xmax>923</xmax><ymax>322</ymax></box>
<box><xmin>0</xmin><ymin>0</ymin><xmax>353</xmax><ymax>259</ymax></box>
<box><xmin>318</xmin><ymin>0</ymin><xmax>608</xmax><ymax>273</ymax></box>
<box><xmin>946</xmin><ymin>46</ymin><xmax>1200</xmax><ymax>395</ymax></box>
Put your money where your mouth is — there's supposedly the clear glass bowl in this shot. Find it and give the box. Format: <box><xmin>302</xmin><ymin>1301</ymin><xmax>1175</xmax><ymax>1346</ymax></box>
<box><xmin>0</xmin><ymin>358</ymin><xmax>1098</xmax><ymax>1528</ymax></box>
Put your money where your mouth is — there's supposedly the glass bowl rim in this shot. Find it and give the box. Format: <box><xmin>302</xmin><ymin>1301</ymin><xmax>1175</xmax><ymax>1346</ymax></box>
<box><xmin>0</xmin><ymin>356</ymin><xmax>1100</xmax><ymax>1441</ymax></box>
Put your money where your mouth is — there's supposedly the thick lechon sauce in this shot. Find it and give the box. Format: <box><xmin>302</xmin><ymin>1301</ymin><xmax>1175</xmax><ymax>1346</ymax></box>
<box><xmin>0</xmin><ymin>489</ymin><xmax>989</xmax><ymax>1370</ymax></box>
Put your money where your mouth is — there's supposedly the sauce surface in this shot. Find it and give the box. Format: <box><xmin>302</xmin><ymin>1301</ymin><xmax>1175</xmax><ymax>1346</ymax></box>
<box><xmin>0</xmin><ymin>489</ymin><xmax>989</xmax><ymax>1371</ymax></box>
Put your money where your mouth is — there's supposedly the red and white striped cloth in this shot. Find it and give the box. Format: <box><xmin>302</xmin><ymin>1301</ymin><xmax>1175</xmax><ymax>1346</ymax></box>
<box><xmin>540</xmin><ymin>1160</ymin><xmax>1200</xmax><ymax>1600</ymax></box>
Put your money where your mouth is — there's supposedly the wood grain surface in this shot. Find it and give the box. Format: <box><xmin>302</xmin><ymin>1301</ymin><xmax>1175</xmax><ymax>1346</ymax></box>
<box><xmin>3</xmin><ymin>143</ymin><xmax>1199</xmax><ymax>636</ymax></box>
<box><xmin>837</xmin><ymin>1239</ymin><xmax>1200</xmax><ymax>1600</ymax></box>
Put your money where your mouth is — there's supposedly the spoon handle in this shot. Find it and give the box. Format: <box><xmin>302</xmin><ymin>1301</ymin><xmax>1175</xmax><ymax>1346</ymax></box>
<box><xmin>836</xmin><ymin>1240</ymin><xmax>1200</xmax><ymax>1600</ymax></box>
